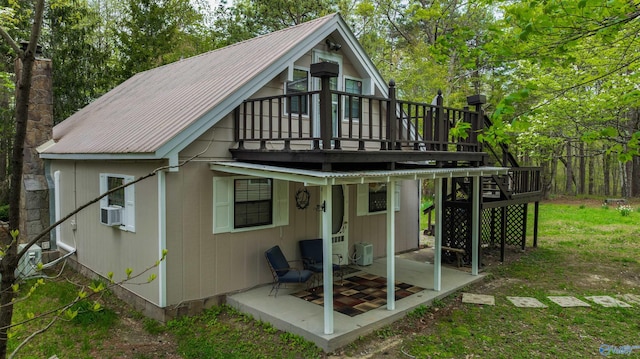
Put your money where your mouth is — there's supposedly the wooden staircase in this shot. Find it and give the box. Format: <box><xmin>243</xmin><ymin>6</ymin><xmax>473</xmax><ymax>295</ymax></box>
<box><xmin>424</xmin><ymin>115</ymin><xmax>542</xmax><ymax>264</ymax></box>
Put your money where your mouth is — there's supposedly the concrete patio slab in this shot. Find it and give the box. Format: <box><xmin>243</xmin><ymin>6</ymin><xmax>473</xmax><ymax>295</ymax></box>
<box><xmin>227</xmin><ymin>254</ymin><xmax>483</xmax><ymax>352</ymax></box>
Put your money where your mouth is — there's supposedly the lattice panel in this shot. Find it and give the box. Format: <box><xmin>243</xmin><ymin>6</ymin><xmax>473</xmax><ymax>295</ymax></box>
<box><xmin>480</xmin><ymin>204</ymin><xmax>527</xmax><ymax>254</ymax></box>
<box><xmin>443</xmin><ymin>205</ymin><xmax>471</xmax><ymax>263</ymax></box>
<box><xmin>480</xmin><ymin>208</ymin><xmax>500</xmax><ymax>247</ymax></box>
<box><xmin>505</xmin><ymin>204</ymin><xmax>526</xmax><ymax>247</ymax></box>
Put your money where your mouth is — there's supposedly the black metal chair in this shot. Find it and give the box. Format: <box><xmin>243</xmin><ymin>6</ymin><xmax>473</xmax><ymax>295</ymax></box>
<box><xmin>265</xmin><ymin>245</ymin><xmax>314</xmax><ymax>297</ymax></box>
<box><xmin>298</xmin><ymin>238</ymin><xmax>344</xmax><ymax>285</ymax></box>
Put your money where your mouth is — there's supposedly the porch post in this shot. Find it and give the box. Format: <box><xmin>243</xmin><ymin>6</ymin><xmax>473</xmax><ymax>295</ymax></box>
<box><xmin>433</xmin><ymin>177</ymin><xmax>443</xmax><ymax>291</ymax></box>
<box><xmin>471</xmin><ymin>175</ymin><xmax>480</xmax><ymax>275</ymax></box>
<box><xmin>320</xmin><ymin>184</ymin><xmax>334</xmax><ymax>335</ymax></box>
<box><xmin>533</xmin><ymin>201</ymin><xmax>539</xmax><ymax>247</ymax></box>
<box><xmin>386</xmin><ymin>180</ymin><xmax>396</xmax><ymax>310</ymax></box>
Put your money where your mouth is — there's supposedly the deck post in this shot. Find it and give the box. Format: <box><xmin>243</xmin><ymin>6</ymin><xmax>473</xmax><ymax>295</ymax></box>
<box><xmin>435</xmin><ymin>91</ymin><xmax>445</xmax><ymax>151</ymax></box>
<box><xmin>434</xmin><ymin>177</ymin><xmax>443</xmax><ymax>291</ymax></box>
<box><xmin>533</xmin><ymin>201</ymin><xmax>539</xmax><ymax>247</ymax></box>
<box><xmin>471</xmin><ymin>175</ymin><xmax>480</xmax><ymax>275</ymax></box>
<box><xmin>387</xmin><ymin>80</ymin><xmax>398</xmax><ymax>150</ymax></box>
<box><xmin>311</xmin><ymin>62</ymin><xmax>339</xmax><ymax>150</ymax></box>
<box><xmin>467</xmin><ymin>94</ymin><xmax>486</xmax><ymax>156</ymax></box>
<box><xmin>320</xmin><ymin>184</ymin><xmax>334</xmax><ymax>334</ymax></box>
<box><xmin>386</xmin><ymin>180</ymin><xmax>396</xmax><ymax>310</ymax></box>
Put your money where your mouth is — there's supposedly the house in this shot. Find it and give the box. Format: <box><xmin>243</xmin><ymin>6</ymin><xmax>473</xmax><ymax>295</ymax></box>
<box><xmin>38</xmin><ymin>13</ymin><xmax>541</xmax><ymax>347</ymax></box>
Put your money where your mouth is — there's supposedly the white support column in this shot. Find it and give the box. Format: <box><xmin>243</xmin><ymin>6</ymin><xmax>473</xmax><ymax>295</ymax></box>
<box><xmin>434</xmin><ymin>177</ymin><xmax>443</xmax><ymax>291</ymax></box>
<box><xmin>386</xmin><ymin>180</ymin><xmax>396</xmax><ymax>310</ymax></box>
<box><xmin>321</xmin><ymin>184</ymin><xmax>334</xmax><ymax>335</ymax></box>
<box><xmin>471</xmin><ymin>175</ymin><xmax>481</xmax><ymax>276</ymax></box>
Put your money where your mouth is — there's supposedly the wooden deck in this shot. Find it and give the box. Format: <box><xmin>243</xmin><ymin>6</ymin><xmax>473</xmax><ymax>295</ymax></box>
<box><xmin>231</xmin><ymin>77</ymin><xmax>489</xmax><ymax>171</ymax></box>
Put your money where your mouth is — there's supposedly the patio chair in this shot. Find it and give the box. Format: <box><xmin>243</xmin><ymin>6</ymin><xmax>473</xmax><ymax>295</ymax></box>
<box><xmin>298</xmin><ymin>239</ymin><xmax>344</xmax><ymax>284</ymax></box>
<box><xmin>265</xmin><ymin>245</ymin><xmax>314</xmax><ymax>297</ymax></box>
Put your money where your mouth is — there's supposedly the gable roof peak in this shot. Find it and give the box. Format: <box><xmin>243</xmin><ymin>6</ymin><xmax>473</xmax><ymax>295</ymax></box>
<box><xmin>41</xmin><ymin>12</ymin><xmax>376</xmax><ymax>160</ymax></box>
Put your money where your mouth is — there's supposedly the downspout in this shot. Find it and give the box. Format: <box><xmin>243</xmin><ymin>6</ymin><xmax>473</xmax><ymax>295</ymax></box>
<box><xmin>45</xmin><ymin>159</ymin><xmax>55</xmax><ymax>247</ymax></box>
<box><xmin>157</xmin><ymin>170</ymin><xmax>167</xmax><ymax>307</ymax></box>
<box><xmin>53</xmin><ymin>170</ymin><xmax>75</xmax><ymax>253</ymax></box>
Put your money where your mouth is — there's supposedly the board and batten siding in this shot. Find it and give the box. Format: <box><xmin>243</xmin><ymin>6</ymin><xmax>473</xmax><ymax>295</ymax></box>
<box><xmin>51</xmin><ymin>160</ymin><xmax>162</xmax><ymax>305</ymax></box>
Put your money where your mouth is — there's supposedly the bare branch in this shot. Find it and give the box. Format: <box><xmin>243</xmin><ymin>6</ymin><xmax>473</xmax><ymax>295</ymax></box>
<box><xmin>8</xmin><ymin>316</ymin><xmax>57</xmax><ymax>359</ymax></box>
<box><xmin>27</xmin><ymin>0</ymin><xmax>46</xmax><ymax>58</ymax></box>
<box><xmin>0</xmin><ymin>26</ymin><xmax>21</xmax><ymax>56</ymax></box>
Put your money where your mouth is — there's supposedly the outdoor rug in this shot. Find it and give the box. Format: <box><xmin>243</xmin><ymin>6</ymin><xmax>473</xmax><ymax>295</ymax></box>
<box><xmin>290</xmin><ymin>272</ymin><xmax>424</xmax><ymax>317</ymax></box>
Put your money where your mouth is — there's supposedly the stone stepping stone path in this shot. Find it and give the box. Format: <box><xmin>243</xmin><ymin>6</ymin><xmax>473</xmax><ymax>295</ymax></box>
<box><xmin>585</xmin><ymin>296</ymin><xmax>632</xmax><ymax>308</ymax></box>
<box><xmin>619</xmin><ymin>294</ymin><xmax>640</xmax><ymax>305</ymax></box>
<box><xmin>461</xmin><ymin>293</ymin><xmax>639</xmax><ymax>308</ymax></box>
<box><xmin>547</xmin><ymin>296</ymin><xmax>591</xmax><ymax>307</ymax></box>
<box><xmin>461</xmin><ymin>293</ymin><xmax>495</xmax><ymax>305</ymax></box>
<box><xmin>507</xmin><ymin>296</ymin><xmax>547</xmax><ymax>308</ymax></box>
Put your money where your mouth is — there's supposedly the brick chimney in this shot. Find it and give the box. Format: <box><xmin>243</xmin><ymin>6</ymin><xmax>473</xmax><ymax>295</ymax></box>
<box><xmin>15</xmin><ymin>43</ymin><xmax>53</xmax><ymax>246</ymax></box>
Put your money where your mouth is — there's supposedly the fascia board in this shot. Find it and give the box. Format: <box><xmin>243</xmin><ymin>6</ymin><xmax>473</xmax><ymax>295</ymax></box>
<box><xmin>39</xmin><ymin>152</ymin><xmax>160</xmax><ymax>161</ymax></box>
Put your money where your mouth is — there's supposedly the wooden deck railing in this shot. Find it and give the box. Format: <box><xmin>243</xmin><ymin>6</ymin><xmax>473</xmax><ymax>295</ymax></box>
<box><xmin>508</xmin><ymin>167</ymin><xmax>542</xmax><ymax>197</ymax></box>
<box><xmin>234</xmin><ymin>81</ymin><xmax>484</xmax><ymax>154</ymax></box>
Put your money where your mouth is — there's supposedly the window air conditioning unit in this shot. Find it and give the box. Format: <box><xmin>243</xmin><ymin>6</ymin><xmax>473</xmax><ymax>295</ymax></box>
<box><xmin>101</xmin><ymin>206</ymin><xmax>122</xmax><ymax>226</ymax></box>
<box><xmin>355</xmin><ymin>242</ymin><xmax>373</xmax><ymax>266</ymax></box>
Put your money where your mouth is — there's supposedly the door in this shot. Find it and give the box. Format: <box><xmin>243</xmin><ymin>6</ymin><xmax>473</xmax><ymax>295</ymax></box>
<box><xmin>331</xmin><ymin>185</ymin><xmax>349</xmax><ymax>265</ymax></box>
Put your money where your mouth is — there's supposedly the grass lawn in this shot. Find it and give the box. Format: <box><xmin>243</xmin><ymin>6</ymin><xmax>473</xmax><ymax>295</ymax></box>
<box><xmin>384</xmin><ymin>199</ymin><xmax>640</xmax><ymax>358</ymax></box>
<box><xmin>8</xmin><ymin>199</ymin><xmax>640</xmax><ymax>358</ymax></box>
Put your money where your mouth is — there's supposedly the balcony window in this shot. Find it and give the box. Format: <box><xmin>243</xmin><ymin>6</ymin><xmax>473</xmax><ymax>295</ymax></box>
<box><xmin>344</xmin><ymin>78</ymin><xmax>362</xmax><ymax>120</ymax></box>
<box><xmin>286</xmin><ymin>68</ymin><xmax>309</xmax><ymax>115</ymax></box>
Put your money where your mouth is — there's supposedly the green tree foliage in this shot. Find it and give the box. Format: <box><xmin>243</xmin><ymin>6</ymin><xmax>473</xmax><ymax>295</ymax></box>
<box><xmin>46</xmin><ymin>0</ymin><xmax>115</xmax><ymax>122</ymax></box>
<box><xmin>116</xmin><ymin>0</ymin><xmax>208</xmax><ymax>80</ymax></box>
<box><xmin>489</xmin><ymin>0</ymin><xmax>640</xmax><ymax>152</ymax></box>
<box><xmin>209</xmin><ymin>0</ymin><xmax>339</xmax><ymax>47</ymax></box>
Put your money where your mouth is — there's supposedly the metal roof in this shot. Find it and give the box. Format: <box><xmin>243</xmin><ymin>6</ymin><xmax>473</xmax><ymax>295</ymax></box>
<box><xmin>40</xmin><ymin>14</ymin><xmax>349</xmax><ymax>159</ymax></box>
<box><xmin>209</xmin><ymin>161</ymin><xmax>509</xmax><ymax>185</ymax></box>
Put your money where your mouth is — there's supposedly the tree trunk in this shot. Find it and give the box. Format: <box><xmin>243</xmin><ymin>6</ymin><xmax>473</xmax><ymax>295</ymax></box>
<box><xmin>0</xmin><ymin>2</ymin><xmax>45</xmax><ymax>357</ymax></box>
<box><xmin>552</xmin><ymin>154</ymin><xmax>558</xmax><ymax>194</ymax></box>
<box><xmin>632</xmin><ymin>155</ymin><xmax>640</xmax><ymax>197</ymax></box>
<box><xmin>620</xmin><ymin>161</ymin><xmax>631</xmax><ymax>198</ymax></box>
<box><xmin>603</xmin><ymin>146</ymin><xmax>610</xmax><ymax>196</ymax></box>
<box><xmin>578</xmin><ymin>142</ymin><xmax>585</xmax><ymax>195</ymax></box>
<box><xmin>588</xmin><ymin>150</ymin><xmax>595</xmax><ymax>195</ymax></box>
<box><xmin>0</xmin><ymin>49</ymin><xmax>33</xmax><ymax>357</ymax></box>
<box><xmin>565</xmin><ymin>141</ymin><xmax>573</xmax><ymax>195</ymax></box>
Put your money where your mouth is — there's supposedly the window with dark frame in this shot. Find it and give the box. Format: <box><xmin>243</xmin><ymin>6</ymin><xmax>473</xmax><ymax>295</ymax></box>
<box><xmin>345</xmin><ymin>78</ymin><xmax>362</xmax><ymax>119</ymax></box>
<box><xmin>287</xmin><ymin>69</ymin><xmax>308</xmax><ymax>115</ymax></box>
<box><xmin>234</xmin><ymin>178</ymin><xmax>273</xmax><ymax>228</ymax></box>
<box><xmin>368</xmin><ymin>183</ymin><xmax>387</xmax><ymax>212</ymax></box>
<box><xmin>107</xmin><ymin>176</ymin><xmax>125</xmax><ymax>207</ymax></box>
